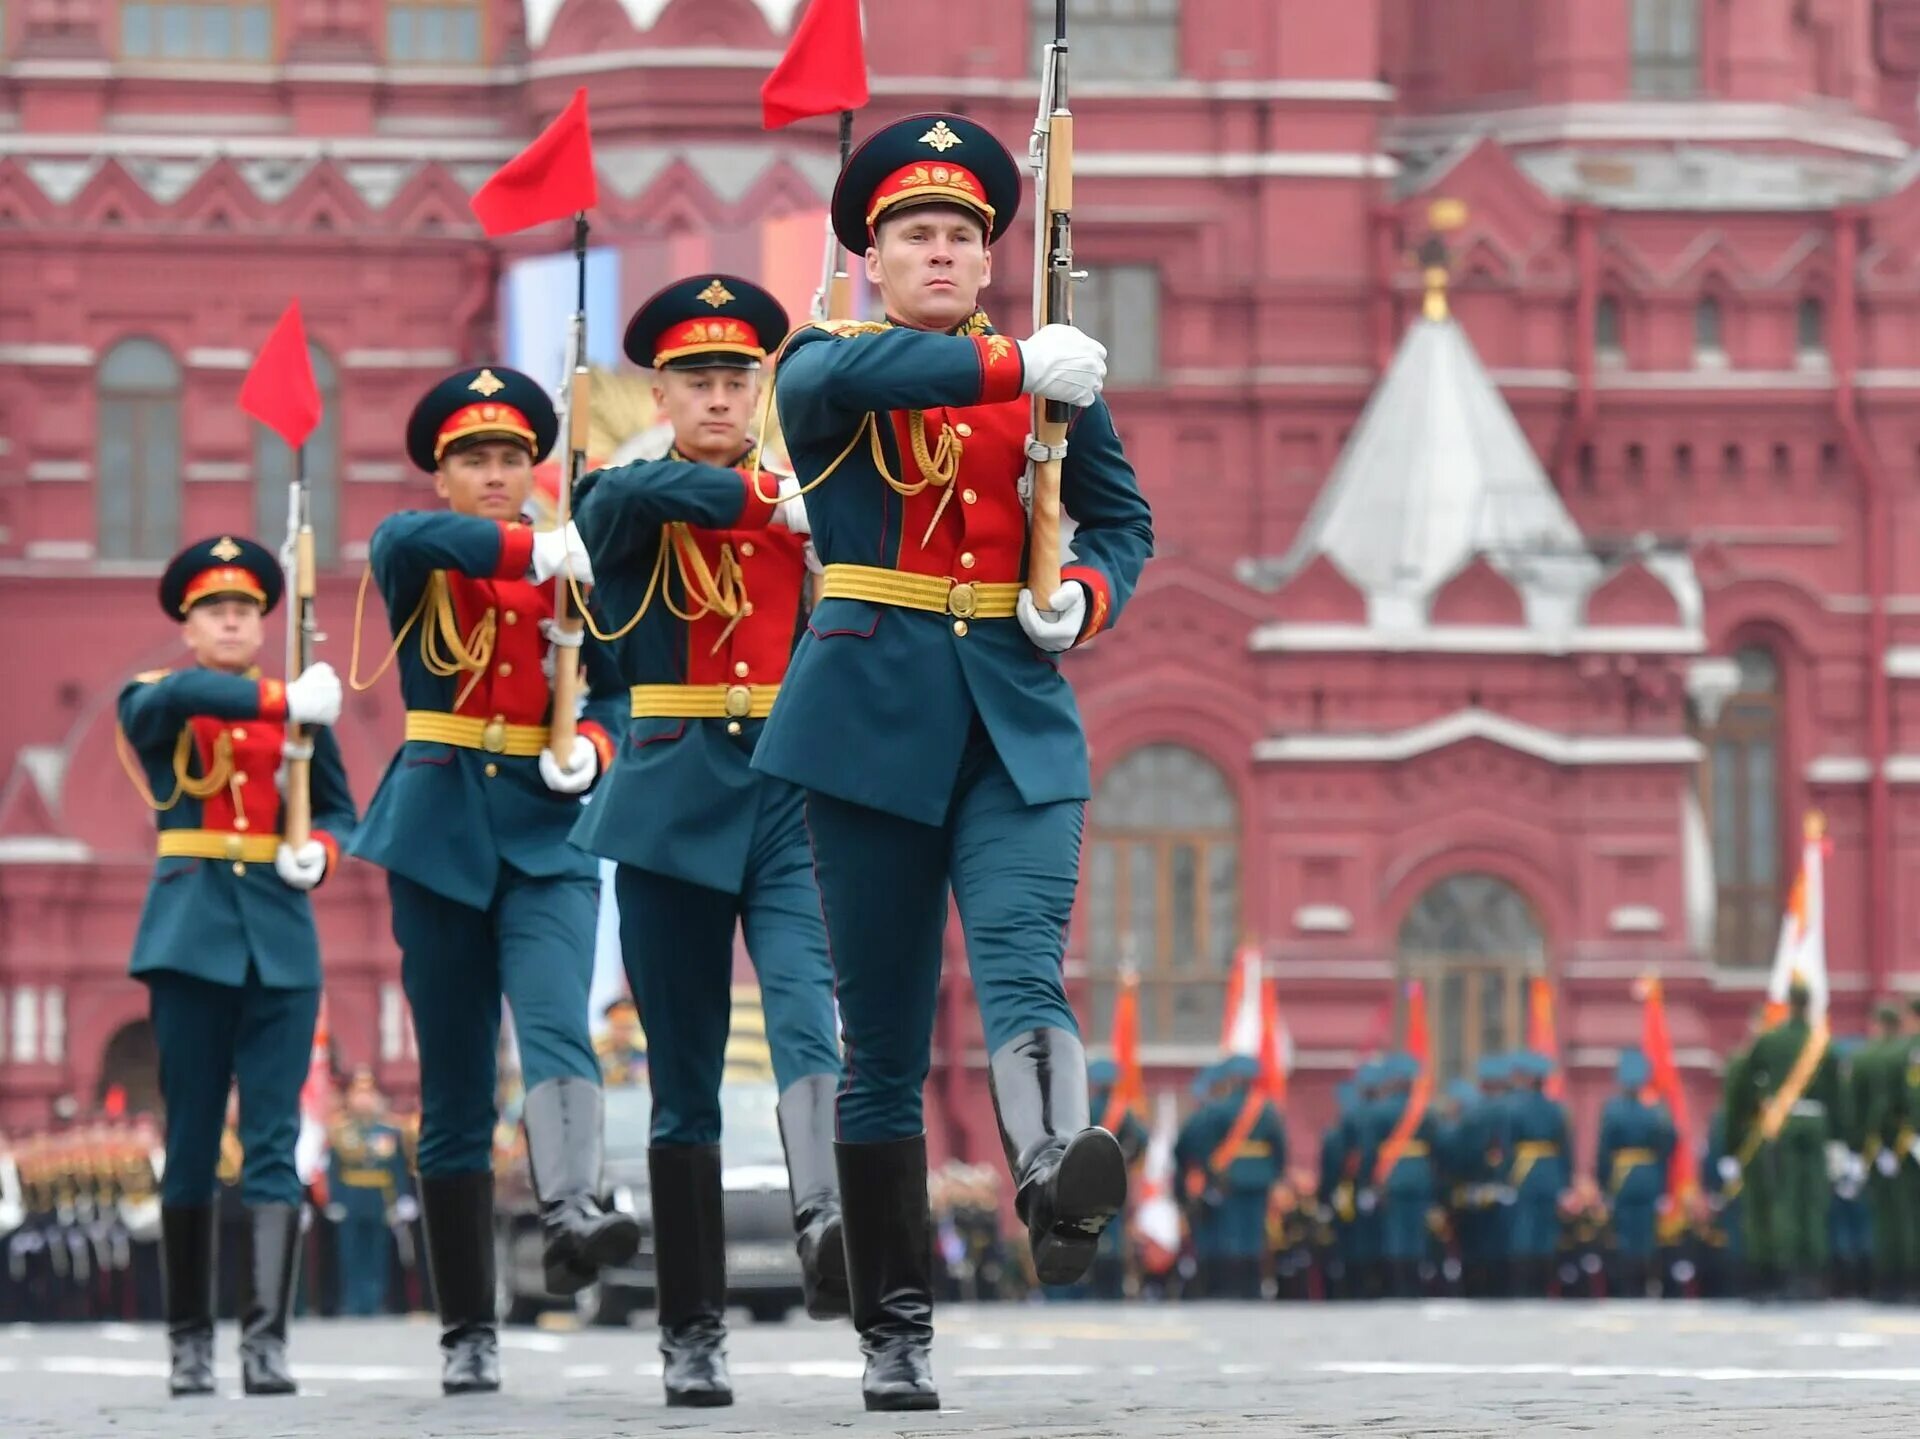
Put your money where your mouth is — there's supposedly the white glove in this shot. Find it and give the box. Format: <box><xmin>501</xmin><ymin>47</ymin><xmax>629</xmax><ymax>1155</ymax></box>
<box><xmin>284</xmin><ymin>662</ymin><xmax>341</xmax><ymax>727</ymax></box>
<box><xmin>538</xmin><ymin>733</ymin><xmax>598</xmax><ymax>795</ymax></box>
<box><xmin>1018</xmin><ymin>582</ymin><xmax>1088</xmax><ymax>653</ymax></box>
<box><xmin>1877</xmin><ymin>1148</ymin><xmax>1900</xmax><ymax>1177</ymax></box>
<box><xmin>274</xmin><ymin>839</ymin><xmax>327</xmax><ymax>891</ymax></box>
<box><xmin>1018</xmin><ymin>323</ymin><xmax>1107</xmax><ymax>408</ymax></box>
<box><xmin>392</xmin><ymin>1195</ymin><xmax>420</xmax><ymax>1225</ymax></box>
<box><xmin>803</xmin><ymin>539</ymin><xmax>824</xmax><ymax>576</ymax></box>
<box><xmin>1825</xmin><ymin>1142</ymin><xmax>1852</xmax><ymax>1182</ymax></box>
<box><xmin>774</xmin><ymin>473</ymin><xmax>810</xmax><ymax>536</ymax></box>
<box><xmin>530</xmin><ymin>522</ymin><xmax>594</xmax><ymax>586</ymax></box>
<box><xmin>1716</xmin><ymin>1155</ymin><xmax>1740</xmax><ymax>1184</ymax></box>
<box><xmin>1356</xmin><ymin>1188</ymin><xmax>1378</xmax><ymax>1214</ymax></box>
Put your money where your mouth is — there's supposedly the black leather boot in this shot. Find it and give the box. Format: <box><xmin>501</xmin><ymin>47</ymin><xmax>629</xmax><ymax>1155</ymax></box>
<box><xmin>161</xmin><ymin>1205</ymin><xmax>216</xmax><ymax>1397</ymax></box>
<box><xmin>650</xmin><ymin>1145</ymin><xmax>732</xmax><ymax>1407</ymax></box>
<box><xmin>987</xmin><ymin>1028</ymin><xmax>1128</xmax><ymax>1285</ymax></box>
<box><xmin>523</xmin><ymin>1077</ymin><xmax>640</xmax><ymax>1295</ymax></box>
<box><xmin>419</xmin><ymin>1171</ymin><xmax>500</xmax><ymax>1395</ymax></box>
<box><xmin>237</xmin><ymin>1204</ymin><xmax>301</xmax><ymax>1395</ymax></box>
<box><xmin>837</xmin><ymin>1134</ymin><xmax>939</xmax><ymax>1412</ymax></box>
<box><xmin>777</xmin><ymin>1073</ymin><xmax>849</xmax><ymax>1319</ymax></box>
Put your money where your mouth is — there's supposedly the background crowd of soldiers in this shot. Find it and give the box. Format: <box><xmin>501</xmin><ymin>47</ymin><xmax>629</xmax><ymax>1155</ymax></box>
<box><xmin>7</xmin><ymin>985</ymin><xmax>1919</xmax><ymax>1319</ymax></box>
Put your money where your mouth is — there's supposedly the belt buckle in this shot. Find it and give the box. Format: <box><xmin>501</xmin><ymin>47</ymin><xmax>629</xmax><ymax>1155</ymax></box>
<box><xmin>947</xmin><ymin>581</ymin><xmax>978</xmax><ymax>619</ymax></box>
<box><xmin>481</xmin><ymin>717</ymin><xmax>508</xmax><ymax>754</ymax></box>
<box><xmin>223</xmin><ymin>833</ymin><xmax>244</xmax><ymax>861</ymax></box>
<box><xmin>724</xmin><ymin>684</ymin><xmax>753</xmax><ymax>719</ymax></box>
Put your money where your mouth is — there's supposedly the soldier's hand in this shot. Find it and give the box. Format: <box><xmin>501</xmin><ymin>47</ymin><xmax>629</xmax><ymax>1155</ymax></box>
<box><xmin>1716</xmin><ymin>1155</ymin><xmax>1740</xmax><ymax>1184</ymax></box>
<box><xmin>1877</xmin><ymin>1148</ymin><xmax>1901</xmax><ymax>1177</ymax></box>
<box><xmin>274</xmin><ymin>839</ymin><xmax>328</xmax><ymax>891</ymax></box>
<box><xmin>1017</xmin><ymin>582</ymin><xmax>1088</xmax><ymax>653</ymax></box>
<box><xmin>285</xmin><ymin>662</ymin><xmax>342</xmax><ymax>727</ymax></box>
<box><xmin>774</xmin><ymin>474</ymin><xmax>811</xmax><ymax>536</ymax></box>
<box><xmin>538</xmin><ymin>734</ymin><xmax>598</xmax><ymax>795</ymax></box>
<box><xmin>393</xmin><ymin>1195</ymin><xmax>420</xmax><ymax>1225</ymax></box>
<box><xmin>1019</xmin><ymin>323</ymin><xmax>1107</xmax><ymax>408</ymax></box>
<box><xmin>530</xmin><ymin>521</ymin><xmax>594</xmax><ymax>586</ymax></box>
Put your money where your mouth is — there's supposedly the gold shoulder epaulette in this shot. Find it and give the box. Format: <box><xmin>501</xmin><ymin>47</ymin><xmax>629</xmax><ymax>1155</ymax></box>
<box><xmin>804</xmin><ymin>319</ymin><xmax>889</xmax><ymax>339</ymax></box>
<box><xmin>133</xmin><ymin>668</ymin><xmax>172</xmax><ymax>685</ymax></box>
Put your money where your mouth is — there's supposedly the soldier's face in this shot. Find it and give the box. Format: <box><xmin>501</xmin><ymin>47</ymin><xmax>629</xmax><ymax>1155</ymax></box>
<box><xmin>653</xmin><ymin>366</ymin><xmax>759</xmax><ymax>464</ymax></box>
<box><xmin>436</xmin><ymin>439</ymin><xmax>535</xmax><ymax>520</ymax></box>
<box><xmin>867</xmin><ymin>207</ymin><xmax>991</xmax><ymax>331</ymax></box>
<box><xmin>181</xmin><ymin>597</ymin><xmax>264</xmax><ymax>673</ymax></box>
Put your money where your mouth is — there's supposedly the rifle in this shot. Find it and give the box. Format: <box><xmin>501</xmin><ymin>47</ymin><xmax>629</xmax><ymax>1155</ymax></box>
<box><xmin>1023</xmin><ymin>0</ymin><xmax>1076</xmax><ymax>599</ymax></box>
<box><xmin>546</xmin><ymin>215</ymin><xmax>591</xmax><ymax>758</ymax></box>
<box><xmin>280</xmin><ymin>445</ymin><xmax>319</xmax><ymax>848</ymax></box>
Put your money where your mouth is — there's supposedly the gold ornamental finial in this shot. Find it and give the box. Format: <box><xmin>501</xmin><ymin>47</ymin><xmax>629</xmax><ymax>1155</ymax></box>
<box><xmin>1419</xmin><ymin>198</ymin><xmax>1467</xmax><ymax>324</ymax></box>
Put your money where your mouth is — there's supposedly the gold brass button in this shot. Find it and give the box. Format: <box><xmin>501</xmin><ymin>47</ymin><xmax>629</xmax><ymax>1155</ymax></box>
<box><xmin>727</xmin><ymin>721</ymin><xmax>743</xmax><ymax>736</ymax></box>
<box><xmin>234</xmin><ymin>816</ymin><xmax>250</xmax><ymax>831</ymax></box>
<box><xmin>962</xmin><ymin>488</ymin><xmax>977</xmax><ymax>504</ymax></box>
<box><xmin>498</xmin><ymin>662</ymin><xmax>513</xmax><ymax>678</ymax></box>
<box><xmin>484</xmin><ymin>762</ymin><xmax>499</xmax><ymax>778</ymax></box>
<box><xmin>224</xmin><ymin>834</ymin><xmax>245</xmax><ymax>860</ymax></box>
<box><xmin>960</xmin><ymin>552</ymin><xmax>976</xmax><ymax>569</ymax></box>
<box><xmin>504</xmin><ymin>610</ymin><xmax>518</xmax><ymax>625</ymax></box>
<box><xmin>947</xmin><ymin>582</ymin><xmax>978</xmax><ymax>619</ymax></box>
<box><xmin>953</xmin><ymin>620</ymin><xmax>969</xmax><ymax>637</ymax></box>
<box><xmin>740</xmin><ymin>542</ymin><xmax>755</xmax><ymax>558</ymax></box>
<box><xmin>724</xmin><ymin>685</ymin><xmax>753</xmax><ymax>718</ymax></box>
<box><xmin>734</xmin><ymin>661</ymin><xmax>750</xmax><ymax>678</ymax></box>
<box><xmin>955</xmin><ymin>422</ymin><xmax>972</xmax><ymax>438</ymax></box>
<box><xmin>232</xmin><ymin>727</ymin><xmax>248</xmax><ymax>741</ymax></box>
<box><xmin>482</xmin><ymin>717</ymin><xmax>508</xmax><ymax>753</ymax></box>
<box><xmin>232</xmin><ymin>862</ymin><xmax>247</xmax><ymax>876</ymax></box>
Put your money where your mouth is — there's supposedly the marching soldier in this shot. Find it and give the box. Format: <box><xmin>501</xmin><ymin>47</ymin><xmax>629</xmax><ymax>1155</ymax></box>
<box><xmin>755</xmin><ymin>110</ymin><xmax>1154</xmax><ymax>1409</ymax></box>
<box><xmin>1086</xmin><ymin>1058</ymin><xmax>1149</xmax><ymax>1299</ymax></box>
<box><xmin>1503</xmin><ymin>1052</ymin><xmax>1569</xmax><ymax>1296</ymax></box>
<box><xmin>594</xmin><ymin>998</ymin><xmax>647</xmax><ymax>1088</ymax></box>
<box><xmin>1374</xmin><ymin>1055</ymin><xmax>1439</xmax><ymax>1298</ymax></box>
<box><xmin>117</xmin><ymin>537</ymin><xmax>352</xmax><ymax>1394</ymax></box>
<box><xmin>1594</xmin><ymin>1048</ymin><xmax>1674</xmax><ymax>1299</ymax></box>
<box><xmin>1721</xmin><ymin>978</ymin><xmax>1842</xmax><ymax>1300</ymax></box>
<box><xmin>350</xmin><ymin>365</ymin><xmax>638</xmax><ymax>1392</ymax></box>
<box><xmin>1854</xmin><ymin>1001</ymin><xmax>1916</xmax><ymax>1300</ymax></box>
<box><xmin>1175</xmin><ymin>1057</ymin><xmax>1286</xmax><ymax>1299</ymax></box>
<box><xmin>569</xmin><ymin>276</ymin><xmax>845</xmax><ymax>1407</ymax></box>
<box><xmin>326</xmin><ymin>1070</ymin><xmax>412</xmax><ymax>1316</ymax></box>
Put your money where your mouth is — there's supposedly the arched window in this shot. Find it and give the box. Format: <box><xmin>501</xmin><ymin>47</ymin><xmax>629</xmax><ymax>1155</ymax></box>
<box><xmin>1084</xmin><ymin>745</ymin><xmax>1239</xmax><ymax>1043</ymax></box>
<box><xmin>1632</xmin><ymin>0</ymin><xmax>1700</xmax><ymax>97</ymax></box>
<box><xmin>1398</xmin><ymin>874</ymin><xmax>1544</xmax><ymax>1083</ymax></box>
<box><xmin>98</xmin><ymin>1019</ymin><xmax>162</xmax><ymax>1118</ymax></box>
<box><xmin>387</xmin><ymin>0</ymin><xmax>485</xmax><ymax>64</ymax></box>
<box><xmin>120</xmin><ymin>2</ymin><xmax>273</xmax><ymax>62</ymax></box>
<box><xmin>1596</xmin><ymin>295</ymin><xmax>1622</xmax><ymax>364</ymax></box>
<box><xmin>1695</xmin><ymin>646</ymin><xmax>1782</xmax><ymax>967</ymax></box>
<box><xmin>1695</xmin><ymin>296</ymin><xmax>1725</xmax><ymax>366</ymax></box>
<box><xmin>98</xmin><ymin>338</ymin><xmax>182</xmax><ymax>561</ymax></box>
<box><xmin>1797</xmin><ymin>297</ymin><xmax>1827</xmax><ymax>362</ymax></box>
<box><xmin>254</xmin><ymin>344</ymin><xmax>339</xmax><ymax>563</ymax></box>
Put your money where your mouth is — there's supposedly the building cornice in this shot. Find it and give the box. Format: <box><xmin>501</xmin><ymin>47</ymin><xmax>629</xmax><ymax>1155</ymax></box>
<box><xmin>1253</xmin><ymin>708</ymin><xmax>1703</xmax><ymax>767</ymax></box>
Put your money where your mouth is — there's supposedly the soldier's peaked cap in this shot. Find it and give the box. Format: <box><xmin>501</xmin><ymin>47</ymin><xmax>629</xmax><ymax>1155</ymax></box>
<box><xmin>832</xmin><ymin>112</ymin><xmax>1022</xmax><ymax>256</ymax></box>
<box><xmin>159</xmin><ymin>535</ymin><xmax>283</xmax><ymax>618</ymax></box>
<box><xmin>623</xmin><ymin>275</ymin><xmax>789</xmax><ymax>372</ymax></box>
<box><xmin>405</xmin><ymin>365</ymin><xmax>557</xmax><ymax>474</ymax></box>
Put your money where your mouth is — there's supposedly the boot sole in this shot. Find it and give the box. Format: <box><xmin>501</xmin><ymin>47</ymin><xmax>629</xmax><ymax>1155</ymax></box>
<box><xmin>544</xmin><ymin>1212</ymin><xmax>643</xmax><ymax>1294</ymax></box>
<box><xmin>666</xmin><ymin>1388</ymin><xmax>734</xmax><ymax>1408</ymax></box>
<box><xmin>865</xmin><ymin>1389</ymin><xmax>941</xmax><ymax>1412</ymax></box>
<box><xmin>1032</xmin><ymin>1129</ymin><xmax>1128</xmax><ymax>1286</ymax></box>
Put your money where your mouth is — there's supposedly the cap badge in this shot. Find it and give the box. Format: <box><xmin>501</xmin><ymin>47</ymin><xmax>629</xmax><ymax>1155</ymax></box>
<box><xmin>468</xmin><ymin>368</ymin><xmax>506</xmax><ymax>398</ymax></box>
<box><xmin>696</xmin><ymin>279</ymin><xmax>736</xmax><ymax>308</ymax></box>
<box><xmin>919</xmin><ymin>121</ymin><xmax>962</xmax><ymax>153</ymax></box>
<box><xmin>210</xmin><ymin>536</ymin><xmax>242</xmax><ymax>562</ymax></box>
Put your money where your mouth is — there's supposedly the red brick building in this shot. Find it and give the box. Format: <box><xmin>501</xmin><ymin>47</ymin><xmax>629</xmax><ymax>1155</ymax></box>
<box><xmin>3</xmin><ymin>0</ymin><xmax>1919</xmax><ymax>1165</ymax></box>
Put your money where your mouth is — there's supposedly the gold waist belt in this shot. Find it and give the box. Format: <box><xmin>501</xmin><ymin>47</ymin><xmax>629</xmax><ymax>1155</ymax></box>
<box><xmin>405</xmin><ymin>710</ymin><xmax>548</xmax><ymax>756</ymax></box>
<box><xmin>157</xmin><ymin>830</ymin><xmax>280</xmax><ymax>863</ymax></box>
<box><xmin>630</xmin><ymin>683</ymin><xmax>780</xmax><ymax>720</ymax></box>
<box><xmin>820</xmin><ymin>564</ymin><xmax>1021</xmax><ymax>619</ymax></box>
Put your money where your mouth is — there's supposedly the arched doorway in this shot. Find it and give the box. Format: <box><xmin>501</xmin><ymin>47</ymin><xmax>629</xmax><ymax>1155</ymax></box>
<box><xmin>98</xmin><ymin>1020</ymin><xmax>163</xmax><ymax>1119</ymax></box>
<box><xmin>1398</xmin><ymin>874</ymin><xmax>1544</xmax><ymax>1083</ymax></box>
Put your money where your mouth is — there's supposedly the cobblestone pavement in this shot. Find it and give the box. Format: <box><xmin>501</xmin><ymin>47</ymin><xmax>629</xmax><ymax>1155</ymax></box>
<box><xmin>8</xmin><ymin>1300</ymin><xmax>1919</xmax><ymax>1437</ymax></box>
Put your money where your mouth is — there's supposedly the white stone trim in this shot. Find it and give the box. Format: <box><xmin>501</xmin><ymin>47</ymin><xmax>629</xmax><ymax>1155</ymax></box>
<box><xmin>1075</xmin><ymin>152</ymin><xmax>1401</xmax><ymax>180</ymax></box>
<box><xmin>875</xmin><ymin>76</ymin><xmax>1396</xmax><ymax>103</ymax></box>
<box><xmin>1486</xmin><ymin>368</ymin><xmax>1576</xmax><ymax>389</ymax></box>
<box><xmin>1885</xmin><ymin>756</ymin><xmax>1920</xmax><ymax>784</ymax></box>
<box><xmin>346</xmin><ymin>461</ymin><xmax>409</xmax><ymax>485</ymax></box>
<box><xmin>1606</xmin><ymin>905</ymin><xmax>1665</xmax><ymax>935</ymax></box>
<box><xmin>1268</xmin><ymin>960</ymin><xmax>1398</xmax><ymax>981</ymax></box>
<box><xmin>1694</xmin><ymin>527</ymin><xmax>1841</xmax><ymax>548</ymax></box>
<box><xmin>340</xmin><ymin>540</ymin><xmax>371</xmax><ymax>564</ymax></box>
<box><xmin>1250</xmin><ymin>622</ymin><xmax>1704</xmax><ymax>656</ymax></box>
<box><xmin>0</xmin><ymin>133</ymin><xmax>518</xmax><ymax>162</ymax></box>
<box><xmin>1166</xmin><ymin>364</ymin><xmax>1374</xmax><ymax>388</ymax></box>
<box><xmin>183</xmin><ymin>461</ymin><xmax>249</xmax><ymax>483</ymax></box>
<box><xmin>1807</xmin><ymin>756</ymin><xmax>1872</xmax><ymax>784</ymax></box>
<box><xmin>24</xmin><ymin>541</ymin><xmax>96</xmax><ymax>561</ymax></box>
<box><xmin>0</xmin><ymin>343</ymin><xmax>95</xmax><ymax>366</ymax></box>
<box><xmin>1886</xmin><ymin>647</ymin><xmax>1920</xmax><ymax>678</ymax></box>
<box><xmin>184</xmin><ymin>347</ymin><xmax>251</xmax><ymax>370</ymax></box>
<box><xmin>342</xmin><ymin>348</ymin><xmax>458</xmax><ymax>370</ymax></box>
<box><xmin>529</xmin><ymin>47</ymin><xmax>784</xmax><ymax>80</ymax></box>
<box><xmin>1595</xmin><ymin>369</ymin><xmax>1834</xmax><ymax>392</ymax></box>
<box><xmin>26</xmin><ymin>460</ymin><xmax>90</xmax><ymax>483</ymax></box>
<box><xmin>1292</xmin><ymin>905</ymin><xmax>1354</xmax><ymax>934</ymax></box>
<box><xmin>0</xmin><ymin>838</ymin><xmax>90</xmax><ymax>863</ymax></box>
<box><xmin>1387</xmin><ymin>101</ymin><xmax>1908</xmax><ymax>161</ymax></box>
<box><xmin>1254</xmin><ymin>708</ymin><xmax>1703</xmax><ymax>767</ymax></box>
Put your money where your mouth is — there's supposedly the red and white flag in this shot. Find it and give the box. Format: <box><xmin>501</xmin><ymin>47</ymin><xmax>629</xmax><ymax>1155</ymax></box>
<box><xmin>294</xmin><ymin>996</ymin><xmax>334</xmax><ymax>1198</ymax></box>
<box><xmin>1129</xmin><ymin>1090</ymin><xmax>1183</xmax><ymax>1274</ymax></box>
<box><xmin>1222</xmin><ymin>942</ymin><xmax>1288</xmax><ymax>1101</ymax></box>
<box><xmin>1765</xmin><ymin>812</ymin><xmax>1830</xmax><ymax>1024</ymax></box>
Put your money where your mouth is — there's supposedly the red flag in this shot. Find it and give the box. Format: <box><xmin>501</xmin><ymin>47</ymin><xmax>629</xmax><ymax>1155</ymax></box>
<box><xmin>470</xmin><ymin>87</ymin><xmax>598</xmax><ymax>237</ymax></box>
<box><xmin>239</xmin><ymin>300</ymin><xmax>322</xmax><ymax>450</ymax></box>
<box><xmin>1374</xmin><ymin>980</ymin><xmax>1433</xmax><ymax>1185</ymax></box>
<box><xmin>1260</xmin><ymin>980</ymin><xmax>1291</xmax><ymax>1105</ymax></box>
<box><xmin>761</xmin><ymin>0</ymin><xmax>869</xmax><ymax>129</ymax></box>
<box><xmin>1527</xmin><ymin>977</ymin><xmax>1564</xmax><ymax>1100</ymax></box>
<box><xmin>1105</xmin><ymin>970</ymin><xmax>1143</xmax><ymax>1131</ymax></box>
<box><xmin>1637</xmin><ymin>974</ymin><xmax>1695</xmax><ymax>1211</ymax></box>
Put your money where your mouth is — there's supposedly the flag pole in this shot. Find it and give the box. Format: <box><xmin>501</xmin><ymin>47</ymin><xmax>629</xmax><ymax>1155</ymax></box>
<box><xmin>546</xmin><ymin>211</ymin><xmax>589</xmax><ymax>759</ymax></box>
<box><xmin>282</xmin><ymin>439</ymin><xmax>315</xmax><ymax>849</ymax></box>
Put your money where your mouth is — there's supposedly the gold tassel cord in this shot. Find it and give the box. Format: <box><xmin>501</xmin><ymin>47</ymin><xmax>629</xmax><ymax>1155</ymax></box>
<box><xmin>116</xmin><ymin>724</ymin><xmax>234</xmax><ymax>813</ymax></box>
<box><xmin>347</xmin><ymin>566</ymin><xmax>496</xmax><ymax>709</ymax></box>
